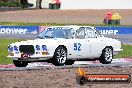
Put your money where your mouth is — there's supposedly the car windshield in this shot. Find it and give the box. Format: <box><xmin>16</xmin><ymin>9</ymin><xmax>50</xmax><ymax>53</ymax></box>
<box><xmin>38</xmin><ymin>27</ymin><xmax>73</xmax><ymax>39</ymax></box>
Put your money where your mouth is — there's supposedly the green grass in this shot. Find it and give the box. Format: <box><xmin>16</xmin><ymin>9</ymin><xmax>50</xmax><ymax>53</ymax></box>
<box><xmin>0</xmin><ymin>22</ymin><xmax>61</xmax><ymax>26</ymax></box>
<box><xmin>0</xmin><ymin>38</ymin><xmax>132</xmax><ymax>64</ymax></box>
<box><xmin>114</xmin><ymin>44</ymin><xmax>132</xmax><ymax>58</ymax></box>
<box><xmin>0</xmin><ymin>22</ymin><xmax>132</xmax><ymax>26</ymax></box>
<box><xmin>0</xmin><ymin>38</ymin><xmax>25</xmax><ymax>64</ymax></box>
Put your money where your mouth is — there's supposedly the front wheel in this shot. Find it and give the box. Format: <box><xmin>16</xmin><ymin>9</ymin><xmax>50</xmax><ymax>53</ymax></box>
<box><xmin>52</xmin><ymin>46</ymin><xmax>67</xmax><ymax>66</ymax></box>
<box><xmin>99</xmin><ymin>47</ymin><xmax>113</xmax><ymax>64</ymax></box>
<box><xmin>65</xmin><ymin>60</ymin><xmax>75</xmax><ymax>65</ymax></box>
<box><xmin>13</xmin><ymin>60</ymin><xmax>28</xmax><ymax>67</ymax></box>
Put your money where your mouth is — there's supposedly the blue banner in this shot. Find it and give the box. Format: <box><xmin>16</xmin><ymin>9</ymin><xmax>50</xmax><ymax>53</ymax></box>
<box><xmin>0</xmin><ymin>26</ymin><xmax>39</xmax><ymax>35</ymax></box>
<box><xmin>95</xmin><ymin>26</ymin><xmax>132</xmax><ymax>35</ymax></box>
<box><xmin>0</xmin><ymin>26</ymin><xmax>132</xmax><ymax>35</ymax></box>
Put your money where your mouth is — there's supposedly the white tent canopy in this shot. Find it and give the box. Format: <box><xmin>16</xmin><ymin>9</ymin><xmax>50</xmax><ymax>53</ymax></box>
<box><xmin>28</xmin><ymin>0</ymin><xmax>132</xmax><ymax>9</ymax></box>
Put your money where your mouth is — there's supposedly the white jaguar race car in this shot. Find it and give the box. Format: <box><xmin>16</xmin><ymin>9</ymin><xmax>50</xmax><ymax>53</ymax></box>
<box><xmin>7</xmin><ymin>26</ymin><xmax>123</xmax><ymax>67</ymax></box>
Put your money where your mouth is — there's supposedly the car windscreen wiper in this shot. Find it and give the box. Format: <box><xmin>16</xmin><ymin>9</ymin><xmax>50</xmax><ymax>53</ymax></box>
<box><xmin>44</xmin><ymin>36</ymin><xmax>55</xmax><ymax>38</ymax></box>
<box><xmin>37</xmin><ymin>36</ymin><xmax>44</xmax><ymax>39</ymax></box>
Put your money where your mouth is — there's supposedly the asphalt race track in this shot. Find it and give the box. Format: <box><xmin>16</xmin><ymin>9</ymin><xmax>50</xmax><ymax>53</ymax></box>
<box><xmin>0</xmin><ymin>58</ymin><xmax>132</xmax><ymax>70</ymax></box>
<box><xmin>0</xmin><ymin>62</ymin><xmax>132</xmax><ymax>71</ymax></box>
<box><xmin>0</xmin><ymin>9</ymin><xmax>132</xmax><ymax>25</ymax></box>
<box><xmin>104</xmin><ymin>34</ymin><xmax>132</xmax><ymax>44</ymax></box>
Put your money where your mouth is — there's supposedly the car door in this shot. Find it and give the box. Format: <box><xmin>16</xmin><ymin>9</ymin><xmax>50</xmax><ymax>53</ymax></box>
<box><xmin>72</xmin><ymin>27</ymin><xmax>91</xmax><ymax>59</ymax></box>
<box><xmin>85</xmin><ymin>28</ymin><xmax>105</xmax><ymax>58</ymax></box>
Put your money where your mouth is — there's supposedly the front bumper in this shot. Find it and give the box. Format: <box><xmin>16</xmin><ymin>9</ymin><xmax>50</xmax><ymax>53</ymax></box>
<box><xmin>113</xmin><ymin>49</ymin><xmax>123</xmax><ymax>55</ymax></box>
<box><xmin>7</xmin><ymin>55</ymin><xmax>53</xmax><ymax>61</ymax></box>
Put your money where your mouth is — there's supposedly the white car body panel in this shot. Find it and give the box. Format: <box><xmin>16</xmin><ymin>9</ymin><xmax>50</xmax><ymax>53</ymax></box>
<box><xmin>7</xmin><ymin>26</ymin><xmax>123</xmax><ymax>62</ymax></box>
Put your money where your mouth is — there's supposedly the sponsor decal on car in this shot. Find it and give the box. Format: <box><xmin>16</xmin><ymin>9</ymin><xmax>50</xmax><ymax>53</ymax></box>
<box><xmin>21</xmin><ymin>53</ymin><xmax>30</xmax><ymax>59</ymax></box>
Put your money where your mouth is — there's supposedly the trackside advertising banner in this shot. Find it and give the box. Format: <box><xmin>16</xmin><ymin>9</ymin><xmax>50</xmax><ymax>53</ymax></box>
<box><xmin>39</xmin><ymin>26</ymin><xmax>132</xmax><ymax>35</ymax></box>
<box><xmin>95</xmin><ymin>26</ymin><xmax>132</xmax><ymax>35</ymax></box>
<box><xmin>0</xmin><ymin>26</ymin><xmax>132</xmax><ymax>35</ymax></box>
<box><xmin>0</xmin><ymin>26</ymin><xmax>39</xmax><ymax>35</ymax></box>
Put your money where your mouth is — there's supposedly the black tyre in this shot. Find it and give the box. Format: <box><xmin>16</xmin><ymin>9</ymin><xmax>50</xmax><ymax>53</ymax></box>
<box><xmin>13</xmin><ymin>60</ymin><xmax>28</xmax><ymax>67</ymax></box>
<box><xmin>65</xmin><ymin>60</ymin><xmax>75</xmax><ymax>65</ymax></box>
<box><xmin>99</xmin><ymin>47</ymin><xmax>113</xmax><ymax>64</ymax></box>
<box><xmin>52</xmin><ymin>46</ymin><xmax>67</xmax><ymax>66</ymax></box>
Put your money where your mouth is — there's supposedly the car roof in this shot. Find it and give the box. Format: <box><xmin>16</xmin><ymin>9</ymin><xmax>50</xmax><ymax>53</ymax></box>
<box><xmin>46</xmin><ymin>25</ymin><xmax>95</xmax><ymax>31</ymax></box>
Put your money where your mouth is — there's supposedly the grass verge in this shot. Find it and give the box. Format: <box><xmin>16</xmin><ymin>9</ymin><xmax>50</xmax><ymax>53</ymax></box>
<box><xmin>0</xmin><ymin>38</ymin><xmax>25</xmax><ymax>64</ymax></box>
<box><xmin>0</xmin><ymin>22</ymin><xmax>132</xmax><ymax>26</ymax></box>
<box><xmin>0</xmin><ymin>38</ymin><xmax>132</xmax><ymax>64</ymax></box>
<box><xmin>114</xmin><ymin>44</ymin><xmax>132</xmax><ymax>58</ymax></box>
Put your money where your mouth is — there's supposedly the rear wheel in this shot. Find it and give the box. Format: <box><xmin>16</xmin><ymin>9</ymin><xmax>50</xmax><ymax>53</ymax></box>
<box><xmin>52</xmin><ymin>46</ymin><xmax>67</xmax><ymax>66</ymax></box>
<box><xmin>99</xmin><ymin>47</ymin><xmax>113</xmax><ymax>64</ymax></box>
<box><xmin>13</xmin><ymin>60</ymin><xmax>28</xmax><ymax>67</ymax></box>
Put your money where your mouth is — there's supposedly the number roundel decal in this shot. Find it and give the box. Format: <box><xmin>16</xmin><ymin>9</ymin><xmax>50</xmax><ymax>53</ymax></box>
<box><xmin>74</xmin><ymin>43</ymin><xmax>81</xmax><ymax>51</ymax></box>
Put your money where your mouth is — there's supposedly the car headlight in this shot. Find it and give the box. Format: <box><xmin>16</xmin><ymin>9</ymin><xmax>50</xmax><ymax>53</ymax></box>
<box><xmin>8</xmin><ymin>45</ymin><xmax>13</xmax><ymax>52</ymax></box>
<box><xmin>36</xmin><ymin>45</ymin><xmax>41</xmax><ymax>51</ymax></box>
<box><xmin>42</xmin><ymin>45</ymin><xmax>47</xmax><ymax>51</ymax></box>
<box><xmin>14</xmin><ymin>46</ymin><xmax>19</xmax><ymax>51</ymax></box>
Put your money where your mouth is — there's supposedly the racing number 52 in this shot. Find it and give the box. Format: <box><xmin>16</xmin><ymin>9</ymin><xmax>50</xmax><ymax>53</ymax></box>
<box><xmin>74</xmin><ymin>43</ymin><xmax>81</xmax><ymax>51</ymax></box>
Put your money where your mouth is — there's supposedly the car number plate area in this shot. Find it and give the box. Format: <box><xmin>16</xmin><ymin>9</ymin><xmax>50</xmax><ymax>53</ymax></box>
<box><xmin>21</xmin><ymin>54</ymin><xmax>30</xmax><ymax>59</ymax></box>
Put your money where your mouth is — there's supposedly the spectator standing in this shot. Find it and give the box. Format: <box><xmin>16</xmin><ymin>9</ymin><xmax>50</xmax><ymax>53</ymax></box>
<box><xmin>111</xmin><ymin>13</ymin><xmax>122</xmax><ymax>25</ymax></box>
<box><xmin>103</xmin><ymin>12</ymin><xmax>113</xmax><ymax>25</ymax></box>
